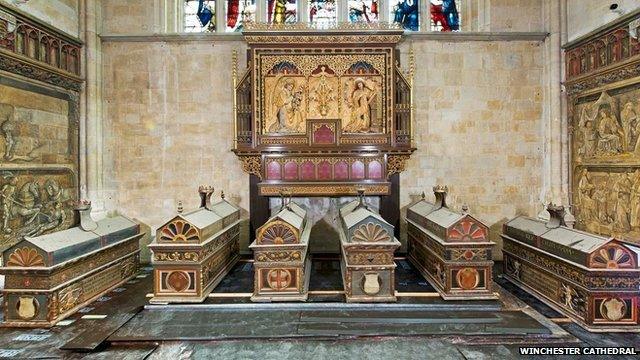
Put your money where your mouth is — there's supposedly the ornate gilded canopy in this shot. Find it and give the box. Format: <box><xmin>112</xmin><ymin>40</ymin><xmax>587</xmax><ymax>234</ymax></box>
<box><xmin>232</xmin><ymin>23</ymin><xmax>415</xmax><ymax>197</ymax></box>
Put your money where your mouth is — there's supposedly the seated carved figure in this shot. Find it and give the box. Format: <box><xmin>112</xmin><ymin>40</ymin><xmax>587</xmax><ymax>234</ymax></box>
<box><xmin>596</xmin><ymin>107</ymin><xmax>624</xmax><ymax>154</ymax></box>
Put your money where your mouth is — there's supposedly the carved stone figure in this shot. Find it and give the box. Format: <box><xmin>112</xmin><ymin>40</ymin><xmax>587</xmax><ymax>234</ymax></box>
<box><xmin>344</xmin><ymin>78</ymin><xmax>376</xmax><ymax>133</ymax></box>
<box><xmin>269</xmin><ymin>77</ymin><xmax>304</xmax><ymax>133</ymax></box>
<box><xmin>593</xmin><ymin>174</ymin><xmax>609</xmax><ymax>223</ymax></box>
<box><xmin>613</xmin><ymin>173</ymin><xmax>632</xmax><ymax>232</ymax></box>
<box><xmin>0</xmin><ymin>103</ymin><xmax>42</xmax><ymax>162</ymax></box>
<box><xmin>633</xmin><ymin>107</ymin><xmax>640</xmax><ymax>154</ymax></box>
<box><xmin>630</xmin><ymin>170</ymin><xmax>640</xmax><ymax>228</ymax></box>
<box><xmin>621</xmin><ymin>102</ymin><xmax>637</xmax><ymax>151</ymax></box>
<box><xmin>578</xmin><ymin>118</ymin><xmax>596</xmax><ymax>159</ymax></box>
<box><xmin>1</xmin><ymin>172</ymin><xmax>17</xmax><ymax>234</ymax></box>
<box><xmin>577</xmin><ymin>169</ymin><xmax>596</xmax><ymax>224</ymax></box>
<box><xmin>0</xmin><ymin>174</ymin><xmax>70</xmax><ymax>241</ymax></box>
<box><xmin>606</xmin><ymin>174</ymin><xmax>619</xmax><ymax>223</ymax></box>
<box><xmin>596</xmin><ymin>105</ymin><xmax>624</xmax><ymax>155</ymax></box>
<box><xmin>561</xmin><ymin>283</ymin><xmax>584</xmax><ymax>314</ymax></box>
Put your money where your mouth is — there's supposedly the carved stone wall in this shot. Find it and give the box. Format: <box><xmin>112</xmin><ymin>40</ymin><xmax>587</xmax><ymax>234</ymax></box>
<box><xmin>567</xmin><ymin>15</ymin><xmax>640</xmax><ymax>246</ymax></box>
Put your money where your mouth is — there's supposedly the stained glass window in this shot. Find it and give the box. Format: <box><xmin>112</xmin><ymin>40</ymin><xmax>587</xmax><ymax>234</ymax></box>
<box><xmin>430</xmin><ymin>0</ymin><xmax>460</xmax><ymax>31</ymax></box>
<box><xmin>348</xmin><ymin>0</ymin><xmax>379</xmax><ymax>23</ymax></box>
<box><xmin>267</xmin><ymin>0</ymin><xmax>297</xmax><ymax>24</ymax></box>
<box><xmin>185</xmin><ymin>0</ymin><xmax>216</xmax><ymax>32</ymax></box>
<box><xmin>309</xmin><ymin>0</ymin><xmax>336</xmax><ymax>28</ymax></box>
<box><xmin>390</xmin><ymin>0</ymin><xmax>419</xmax><ymax>31</ymax></box>
<box><xmin>226</xmin><ymin>0</ymin><xmax>256</xmax><ymax>32</ymax></box>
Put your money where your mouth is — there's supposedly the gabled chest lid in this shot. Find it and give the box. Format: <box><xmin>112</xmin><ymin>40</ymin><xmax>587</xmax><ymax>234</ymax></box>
<box><xmin>211</xmin><ymin>200</ymin><xmax>238</xmax><ymax>217</ymax></box>
<box><xmin>339</xmin><ymin>199</ymin><xmax>360</xmax><ymax>218</ymax></box>
<box><xmin>272</xmin><ymin>207</ymin><xmax>305</xmax><ymax>230</ymax></box>
<box><xmin>343</xmin><ymin>207</ymin><xmax>388</xmax><ymax>229</ymax></box>
<box><xmin>93</xmin><ymin>215</ymin><xmax>138</xmax><ymax>235</ymax></box>
<box><xmin>180</xmin><ymin>208</ymin><xmax>223</xmax><ymax>229</ymax></box>
<box><xmin>503</xmin><ymin>216</ymin><xmax>549</xmax><ymax>245</ymax></box>
<box><xmin>286</xmin><ymin>201</ymin><xmax>307</xmax><ymax>219</ymax></box>
<box><xmin>407</xmin><ymin>198</ymin><xmax>438</xmax><ymax>218</ymax></box>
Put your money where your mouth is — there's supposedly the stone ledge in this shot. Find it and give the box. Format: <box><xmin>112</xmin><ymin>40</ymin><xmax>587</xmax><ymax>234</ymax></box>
<box><xmin>100</xmin><ymin>32</ymin><xmax>548</xmax><ymax>43</ymax></box>
<box><xmin>405</xmin><ymin>32</ymin><xmax>548</xmax><ymax>42</ymax></box>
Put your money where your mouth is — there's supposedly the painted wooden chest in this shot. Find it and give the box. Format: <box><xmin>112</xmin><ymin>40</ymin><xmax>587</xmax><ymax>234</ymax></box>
<box><xmin>149</xmin><ymin>186</ymin><xmax>241</xmax><ymax>303</ymax></box>
<box><xmin>0</xmin><ymin>201</ymin><xmax>143</xmax><ymax>327</ymax></box>
<box><xmin>250</xmin><ymin>201</ymin><xmax>311</xmax><ymax>302</ymax></box>
<box><xmin>338</xmin><ymin>191</ymin><xmax>400</xmax><ymax>302</ymax></box>
<box><xmin>502</xmin><ymin>205</ymin><xmax>640</xmax><ymax>332</ymax></box>
<box><xmin>406</xmin><ymin>186</ymin><xmax>496</xmax><ymax>300</ymax></box>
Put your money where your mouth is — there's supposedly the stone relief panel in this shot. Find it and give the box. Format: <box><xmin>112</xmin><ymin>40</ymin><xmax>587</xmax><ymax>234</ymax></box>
<box><xmin>574</xmin><ymin>88</ymin><xmax>640</xmax><ymax>164</ymax></box>
<box><xmin>0</xmin><ymin>169</ymin><xmax>76</xmax><ymax>246</ymax></box>
<box><xmin>0</xmin><ymin>82</ymin><xmax>78</xmax><ymax>250</ymax></box>
<box><xmin>574</xmin><ymin>168</ymin><xmax>640</xmax><ymax>243</ymax></box>
<box><xmin>259</xmin><ymin>54</ymin><xmax>388</xmax><ymax>135</ymax></box>
<box><xmin>572</xmin><ymin>84</ymin><xmax>640</xmax><ymax>246</ymax></box>
<box><xmin>0</xmin><ymin>84</ymin><xmax>73</xmax><ymax>165</ymax></box>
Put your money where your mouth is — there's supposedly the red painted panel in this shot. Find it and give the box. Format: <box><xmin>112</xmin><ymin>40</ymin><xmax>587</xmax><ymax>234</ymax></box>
<box><xmin>317</xmin><ymin>161</ymin><xmax>332</xmax><ymax>180</ymax></box>
<box><xmin>351</xmin><ymin>161</ymin><xmax>365</xmax><ymax>179</ymax></box>
<box><xmin>334</xmin><ymin>161</ymin><xmax>349</xmax><ymax>180</ymax></box>
<box><xmin>368</xmin><ymin>160</ymin><xmax>382</xmax><ymax>179</ymax></box>
<box><xmin>313</xmin><ymin>124</ymin><xmax>335</xmax><ymax>144</ymax></box>
<box><xmin>284</xmin><ymin>161</ymin><xmax>298</xmax><ymax>180</ymax></box>
<box><xmin>266</xmin><ymin>161</ymin><xmax>281</xmax><ymax>180</ymax></box>
<box><xmin>300</xmin><ymin>161</ymin><xmax>315</xmax><ymax>180</ymax></box>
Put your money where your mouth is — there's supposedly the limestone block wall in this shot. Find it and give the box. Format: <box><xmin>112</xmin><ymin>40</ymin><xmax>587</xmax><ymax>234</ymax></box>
<box><xmin>399</xmin><ymin>40</ymin><xmax>544</xmax><ymax>254</ymax></box>
<box><xmin>101</xmin><ymin>38</ymin><xmax>544</xmax><ymax>258</ymax></box>
<box><xmin>488</xmin><ymin>0</ymin><xmax>544</xmax><ymax>32</ymax></box>
<box><xmin>101</xmin><ymin>40</ymin><xmax>249</xmax><ymax>229</ymax></box>
<box><xmin>0</xmin><ymin>0</ymin><xmax>80</xmax><ymax>37</ymax></box>
<box><xmin>101</xmin><ymin>0</ymin><xmax>162</xmax><ymax>34</ymax></box>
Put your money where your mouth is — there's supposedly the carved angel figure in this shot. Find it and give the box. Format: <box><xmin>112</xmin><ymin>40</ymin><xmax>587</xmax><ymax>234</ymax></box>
<box><xmin>344</xmin><ymin>78</ymin><xmax>377</xmax><ymax>133</ymax></box>
<box><xmin>268</xmin><ymin>77</ymin><xmax>304</xmax><ymax>133</ymax></box>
